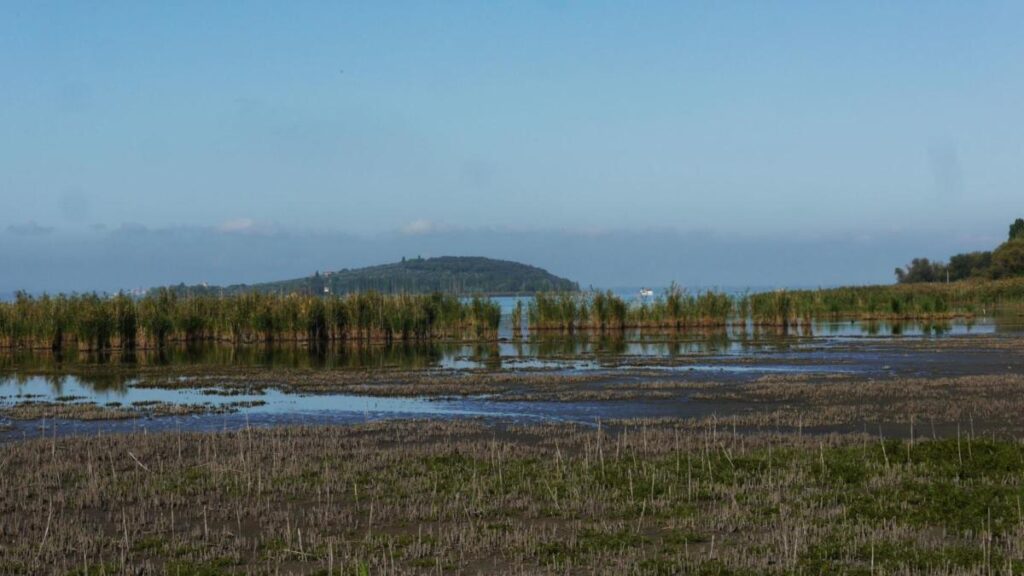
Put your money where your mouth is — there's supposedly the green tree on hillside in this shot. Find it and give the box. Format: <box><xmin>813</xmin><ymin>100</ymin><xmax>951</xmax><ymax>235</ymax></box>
<box><xmin>947</xmin><ymin>251</ymin><xmax>992</xmax><ymax>280</ymax></box>
<box><xmin>992</xmin><ymin>238</ymin><xmax>1024</xmax><ymax>278</ymax></box>
<box><xmin>896</xmin><ymin>218</ymin><xmax>1024</xmax><ymax>283</ymax></box>
<box><xmin>1010</xmin><ymin>218</ymin><xmax>1024</xmax><ymax>241</ymax></box>
<box><xmin>895</xmin><ymin>258</ymin><xmax>946</xmax><ymax>283</ymax></box>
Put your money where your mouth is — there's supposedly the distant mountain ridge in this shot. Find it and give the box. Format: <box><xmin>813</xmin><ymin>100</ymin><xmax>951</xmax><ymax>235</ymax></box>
<box><xmin>163</xmin><ymin>256</ymin><xmax>579</xmax><ymax>296</ymax></box>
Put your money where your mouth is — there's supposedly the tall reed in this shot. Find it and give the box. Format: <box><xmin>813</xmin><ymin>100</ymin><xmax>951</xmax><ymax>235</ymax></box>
<box><xmin>0</xmin><ymin>289</ymin><xmax>501</xmax><ymax>351</ymax></box>
<box><xmin>528</xmin><ymin>277</ymin><xmax>1024</xmax><ymax>333</ymax></box>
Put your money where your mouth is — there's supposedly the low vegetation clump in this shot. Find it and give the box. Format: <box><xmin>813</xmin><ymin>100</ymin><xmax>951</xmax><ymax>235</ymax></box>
<box><xmin>0</xmin><ymin>290</ymin><xmax>502</xmax><ymax>351</ymax></box>
<box><xmin>1</xmin><ymin>421</ymin><xmax>1023</xmax><ymax>574</ymax></box>
<box><xmin>0</xmin><ymin>399</ymin><xmax>265</xmax><ymax>421</ymax></box>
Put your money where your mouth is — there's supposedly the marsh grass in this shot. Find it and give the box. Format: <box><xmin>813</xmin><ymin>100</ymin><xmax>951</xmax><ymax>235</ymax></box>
<box><xmin>690</xmin><ymin>373</ymin><xmax>1024</xmax><ymax>434</ymax></box>
<box><xmin>0</xmin><ymin>399</ymin><xmax>265</xmax><ymax>420</ymax></box>
<box><xmin>0</xmin><ymin>291</ymin><xmax>502</xmax><ymax>351</ymax></box>
<box><xmin>528</xmin><ymin>287</ymin><xmax>733</xmax><ymax>332</ymax></box>
<box><xmin>527</xmin><ymin>278</ymin><xmax>1024</xmax><ymax>333</ymax></box>
<box><xmin>2</xmin><ymin>421</ymin><xmax>1024</xmax><ymax>574</ymax></box>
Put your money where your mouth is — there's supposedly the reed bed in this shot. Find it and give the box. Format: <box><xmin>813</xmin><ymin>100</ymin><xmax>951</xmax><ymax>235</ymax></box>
<box><xmin>0</xmin><ymin>291</ymin><xmax>502</xmax><ymax>351</ymax></box>
<box><xmin>528</xmin><ymin>287</ymin><xmax>731</xmax><ymax>332</ymax></box>
<box><xmin>744</xmin><ymin>279</ymin><xmax>1024</xmax><ymax>325</ymax></box>
<box><xmin>2</xmin><ymin>420</ymin><xmax>1024</xmax><ymax>574</ymax></box>
<box><xmin>528</xmin><ymin>278</ymin><xmax>1024</xmax><ymax>332</ymax></box>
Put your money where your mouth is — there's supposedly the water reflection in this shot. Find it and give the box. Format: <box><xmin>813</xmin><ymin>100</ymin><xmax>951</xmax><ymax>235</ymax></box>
<box><xmin>0</xmin><ymin>374</ymin><xmax>547</xmax><ymax>422</ymax></box>
<box><xmin>0</xmin><ymin>370</ymin><xmax>135</xmax><ymax>394</ymax></box>
<box><xmin>0</xmin><ymin>315</ymin><xmax>1016</xmax><ymax>375</ymax></box>
<box><xmin>0</xmin><ymin>342</ymin><xmax>450</xmax><ymax>371</ymax></box>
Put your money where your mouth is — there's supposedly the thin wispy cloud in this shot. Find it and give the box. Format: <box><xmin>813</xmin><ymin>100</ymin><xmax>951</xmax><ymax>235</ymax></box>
<box><xmin>218</xmin><ymin>218</ymin><xmax>257</xmax><ymax>233</ymax></box>
<box><xmin>5</xmin><ymin>221</ymin><xmax>53</xmax><ymax>236</ymax></box>
<box><xmin>928</xmin><ymin>144</ymin><xmax>965</xmax><ymax>199</ymax></box>
<box><xmin>401</xmin><ymin>219</ymin><xmax>451</xmax><ymax>236</ymax></box>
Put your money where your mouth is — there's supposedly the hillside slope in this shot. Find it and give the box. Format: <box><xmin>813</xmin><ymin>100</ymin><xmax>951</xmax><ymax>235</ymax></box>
<box><xmin>165</xmin><ymin>256</ymin><xmax>579</xmax><ymax>296</ymax></box>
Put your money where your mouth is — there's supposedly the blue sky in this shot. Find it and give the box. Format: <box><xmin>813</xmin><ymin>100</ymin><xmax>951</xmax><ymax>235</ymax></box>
<box><xmin>1</xmin><ymin>2</ymin><xmax>1022</xmax><ymax>291</ymax></box>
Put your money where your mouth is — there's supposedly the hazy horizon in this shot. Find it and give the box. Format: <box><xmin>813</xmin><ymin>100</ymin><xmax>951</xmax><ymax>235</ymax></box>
<box><xmin>0</xmin><ymin>222</ymin><xmax>1004</xmax><ymax>295</ymax></box>
<box><xmin>2</xmin><ymin>2</ymin><xmax>1021</xmax><ymax>292</ymax></box>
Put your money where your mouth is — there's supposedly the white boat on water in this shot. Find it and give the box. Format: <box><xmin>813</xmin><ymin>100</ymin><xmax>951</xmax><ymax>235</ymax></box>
<box><xmin>639</xmin><ymin>288</ymin><xmax>654</xmax><ymax>298</ymax></box>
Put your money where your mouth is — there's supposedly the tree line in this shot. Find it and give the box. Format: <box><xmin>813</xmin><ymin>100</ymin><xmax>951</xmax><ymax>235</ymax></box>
<box><xmin>895</xmin><ymin>218</ymin><xmax>1024</xmax><ymax>283</ymax></box>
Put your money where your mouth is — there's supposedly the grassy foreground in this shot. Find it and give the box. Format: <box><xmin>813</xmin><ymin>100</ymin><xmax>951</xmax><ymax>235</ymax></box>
<box><xmin>2</xmin><ymin>421</ymin><xmax>1024</xmax><ymax>574</ymax></box>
